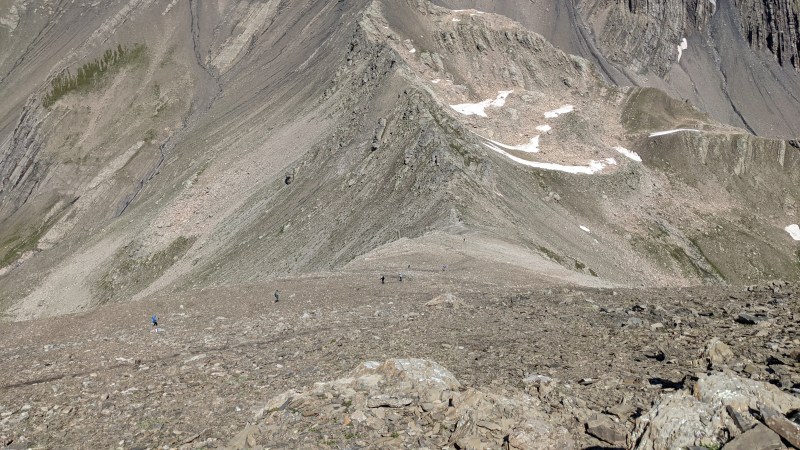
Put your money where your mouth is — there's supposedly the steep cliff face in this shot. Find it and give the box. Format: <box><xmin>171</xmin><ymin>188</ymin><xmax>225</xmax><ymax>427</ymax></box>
<box><xmin>737</xmin><ymin>0</ymin><xmax>800</xmax><ymax>70</ymax></box>
<box><xmin>586</xmin><ymin>0</ymin><xmax>715</xmax><ymax>77</ymax></box>
<box><xmin>433</xmin><ymin>0</ymin><xmax>800</xmax><ymax>138</ymax></box>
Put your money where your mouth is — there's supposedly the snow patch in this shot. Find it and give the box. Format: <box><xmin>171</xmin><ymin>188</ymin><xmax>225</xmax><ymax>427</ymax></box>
<box><xmin>536</xmin><ymin>124</ymin><xmax>552</xmax><ymax>132</ymax></box>
<box><xmin>614</xmin><ymin>146</ymin><xmax>642</xmax><ymax>162</ymax></box>
<box><xmin>481</xmin><ymin>135</ymin><xmax>540</xmax><ymax>153</ymax></box>
<box><xmin>785</xmin><ymin>224</ymin><xmax>800</xmax><ymax>241</ymax></box>
<box><xmin>409</xmin><ymin>48</ymin><xmax>417</xmax><ymax>54</ymax></box>
<box><xmin>649</xmin><ymin>128</ymin><xmax>701</xmax><ymax>137</ymax></box>
<box><xmin>450</xmin><ymin>90</ymin><xmax>513</xmax><ymax>117</ymax></box>
<box><xmin>677</xmin><ymin>38</ymin><xmax>688</xmax><ymax>62</ymax></box>
<box><xmin>544</xmin><ymin>105</ymin><xmax>574</xmax><ymax>118</ymax></box>
<box><xmin>483</xmin><ymin>141</ymin><xmax>616</xmax><ymax>174</ymax></box>
<box><xmin>431</xmin><ymin>79</ymin><xmax>441</xmax><ymax>84</ymax></box>
<box><xmin>580</xmin><ymin>226</ymin><xmax>591</xmax><ymax>233</ymax></box>
<box><xmin>162</xmin><ymin>0</ymin><xmax>180</xmax><ymax>15</ymax></box>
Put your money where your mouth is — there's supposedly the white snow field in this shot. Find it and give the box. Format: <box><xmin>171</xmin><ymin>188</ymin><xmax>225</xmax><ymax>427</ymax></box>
<box><xmin>544</xmin><ymin>105</ymin><xmax>574</xmax><ymax>118</ymax></box>
<box><xmin>614</xmin><ymin>146</ymin><xmax>642</xmax><ymax>162</ymax></box>
<box><xmin>450</xmin><ymin>90</ymin><xmax>513</xmax><ymax>117</ymax></box>
<box><xmin>649</xmin><ymin>128</ymin><xmax>701</xmax><ymax>137</ymax></box>
<box><xmin>785</xmin><ymin>224</ymin><xmax>800</xmax><ymax>241</ymax></box>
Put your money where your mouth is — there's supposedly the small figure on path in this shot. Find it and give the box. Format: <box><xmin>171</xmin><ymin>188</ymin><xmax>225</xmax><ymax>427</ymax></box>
<box><xmin>274</xmin><ymin>290</ymin><xmax>280</xmax><ymax>303</ymax></box>
<box><xmin>380</xmin><ymin>275</ymin><xmax>385</xmax><ymax>284</ymax></box>
<box><xmin>151</xmin><ymin>314</ymin><xmax>158</xmax><ymax>332</ymax></box>
<box><xmin>399</xmin><ymin>273</ymin><xmax>403</xmax><ymax>282</ymax></box>
<box><xmin>442</xmin><ymin>264</ymin><xmax>447</xmax><ymax>272</ymax></box>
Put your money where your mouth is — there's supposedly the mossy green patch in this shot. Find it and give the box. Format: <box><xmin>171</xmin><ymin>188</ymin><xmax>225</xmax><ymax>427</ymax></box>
<box><xmin>43</xmin><ymin>43</ymin><xmax>146</xmax><ymax>108</ymax></box>
<box><xmin>0</xmin><ymin>203</ymin><xmax>67</xmax><ymax>268</ymax></box>
<box><xmin>536</xmin><ymin>245</ymin><xmax>564</xmax><ymax>264</ymax></box>
<box><xmin>94</xmin><ymin>235</ymin><xmax>195</xmax><ymax>304</ymax></box>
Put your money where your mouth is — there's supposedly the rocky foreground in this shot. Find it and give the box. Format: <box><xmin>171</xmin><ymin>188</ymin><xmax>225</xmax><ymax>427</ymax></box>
<box><xmin>0</xmin><ymin>275</ymin><xmax>798</xmax><ymax>449</ymax></box>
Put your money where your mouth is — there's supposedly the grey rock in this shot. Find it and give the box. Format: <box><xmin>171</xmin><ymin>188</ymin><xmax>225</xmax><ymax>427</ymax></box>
<box><xmin>760</xmin><ymin>405</ymin><xmax>800</xmax><ymax>448</ymax></box>
<box><xmin>725</xmin><ymin>405</ymin><xmax>756</xmax><ymax>433</ymax></box>
<box><xmin>631</xmin><ymin>372</ymin><xmax>800</xmax><ymax>450</ymax></box>
<box><xmin>585</xmin><ymin>414</ymin><xmax>626</xmax><ymax>445</ymax></box>
<box><xmin>366</xmin><ymin>395</ymin><xmax>413</xmax><ymax>408</ymax></box>
<box><xmin>704</xmin><ymin>338</ymin><xmax>734</xmax><ymax>369</ymax></box>
<box><xmin>721</xmin><ymin>424</ymin><xmax>782</xmax><ymax>450</ymax></box>
<box><xmin>736</xmin><ymin>313</ymin><xmax>766</xmax><ymax>325</ymax></box>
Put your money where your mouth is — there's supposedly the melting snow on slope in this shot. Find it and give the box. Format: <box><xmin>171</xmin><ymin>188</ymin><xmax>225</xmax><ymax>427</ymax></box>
<box><xmin>450</xmin><ymin>91</ymin><xmax>513</xmax><ymax>117</ymax></box>
<box><xmin>481</xmin><ymin>135</ymin><xmax>540</xmax><ymax>153</ymax></box>
<box><xmin>483</xmin><ymin>141</ymin><xmax>617</xmax><ymax>174</ymax></box>
<box><xmin>614</xmin><ymin>146</ymin><xmax>642</xmax><ymax>162</ymax></box>
<box><xmin>677</xmin><ymin>38</ymin><xmax>688</xmax><ymax>62</ymax></box>
<box><xmin>786</xmin><ymin>224</ymin><xmax>800</xmax><ymax>241</ymax></box>
<box><xmin>580</xmin><ymin>226</ymin><xmax>591</xmax><ymax>233</ymax></box>
<box><xmin>544</xmin><ymin>105</ymin><xmax>574</xmax><ymax>118</ymax></box>
<box><xmin>536</xmin><ymin>124</ymin><xmax>552</xmax><ymax>132</ymax></box>
<box><xmin>649</xmin><ymin>128</ymin><xmax>701</xmax><ymax>137</ymax></box>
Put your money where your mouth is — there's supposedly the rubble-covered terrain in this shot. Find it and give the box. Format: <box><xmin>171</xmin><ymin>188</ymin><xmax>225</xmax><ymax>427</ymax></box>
<box><xmin>0</xmin><ymin>270</ymin><xmax>797</xmax><ymax>448</ymax></box>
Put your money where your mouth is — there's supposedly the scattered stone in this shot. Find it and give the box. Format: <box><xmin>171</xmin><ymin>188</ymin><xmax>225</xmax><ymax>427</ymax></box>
<box><xmin>585</xmin><ymin>413</ymin><xmax>626</xmax><ymax>445</ymax></box>
<box><xmin>366</xmin><ymin>395</ymin><xmax>413</xmax><ymax>408</ymax></box>
<box><xmin>736</xmin><ymin>313</ymin><xmax>766</xmax><ymax>325</ymax></box>
<box><xmin>704</xmin><ymin>338</ymin><xmax>734</xmax><ymax>369</ymax></box>
<box><xmin>607</xmin><ymin>403</ymin><xmax>637</xmax><ymax>420</ymax></box>
<box><xmin>725</xmin><ymin>405</ymin><xmax>756</xmax><ymax>432</ymax></box>
<box><xmin>425</xmin><ymin>293</ymin><xmax>470</xmax><ymax>309</ymax></box>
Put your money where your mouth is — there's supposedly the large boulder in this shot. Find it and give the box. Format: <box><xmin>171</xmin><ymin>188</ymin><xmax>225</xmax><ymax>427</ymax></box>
<box><xmin>631</xmin><ymin>372</ymin><xmax>800</xmax><ymax>450</ymax></box>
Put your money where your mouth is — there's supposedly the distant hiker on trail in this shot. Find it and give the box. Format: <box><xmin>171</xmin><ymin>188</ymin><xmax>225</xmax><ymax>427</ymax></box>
<box><xmin>151</xmin><ymin>314</ymin><xmax>158</xmax><ymax>332</ymax></box>
<box><xmin>274</xmin><ymin>290</ymin><xmax>280</xmax><ymax>303</ymax></box>
<box><xmin>399</xmin><ymin>273</ymin><xmax>403</xmax><ymax>282</ymax></box>
<box><xmin>380</xmin><ymin>275</ymin><xmax>385</xmax><ymax>284</ymax></box>
<box><xmin>442</xmin><ymin>264</ymin><xmax>448</xmax><ymax>272</ymax></box>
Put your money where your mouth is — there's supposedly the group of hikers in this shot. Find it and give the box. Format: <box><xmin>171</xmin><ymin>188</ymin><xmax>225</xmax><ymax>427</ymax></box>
<box><xmin>150</xmin><ymin>265</ymin><xmax>449</xmax><ymax>329</ymax></box>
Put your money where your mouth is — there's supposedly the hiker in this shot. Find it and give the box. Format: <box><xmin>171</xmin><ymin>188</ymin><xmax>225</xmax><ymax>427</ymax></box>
<box><xmin>151</xmin><ymin>314</ymin><xmax>158</xmax><ymax>331</ymax></box>
<box><xmin>380</xmin><ymin>275</ymin><xmax>385</xmax><ymax>284</ymax></box>
<box><xmin>442</xmin><ymin>264</ymin><xmax>447</xmax><ymax>272</ymax></box>
<box><xmin>274</xmin><ymin>290</ymin><xmax>280</xmax><ymax>303</ymax></box>
<box><xmin>399</xmin><ymin>273</ymin><xmax>403</xmax><ymax>282</ymax></box>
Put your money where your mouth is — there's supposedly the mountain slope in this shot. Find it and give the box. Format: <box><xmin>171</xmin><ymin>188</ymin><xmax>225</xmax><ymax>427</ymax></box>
<box><xmin>1</xmin><ymin>0</ymin><xmax>799</xmax><ymax>321</ymax></box>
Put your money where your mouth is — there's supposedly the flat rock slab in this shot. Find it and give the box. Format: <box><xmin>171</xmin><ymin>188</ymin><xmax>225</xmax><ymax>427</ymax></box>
<box><xmin>721</xmin><ymin>424</ymin><xmax>782</xmax><ymax>450</ymax></box>
<box><xmin>761</xmin><ymin>405</ymin><xmax>800</xmax><ymax>448</ymax></box>
<box><xmin>367</xmin><ymin>395</ymin><xmax>414</xmax><ymax>408</ymax></box>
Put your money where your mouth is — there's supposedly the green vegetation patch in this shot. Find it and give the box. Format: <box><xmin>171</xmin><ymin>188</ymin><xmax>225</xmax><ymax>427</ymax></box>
<box><xmin>43</xmin><ymin>43</ymin><xmax>146</xmax><ymax>108</ymax></box>
<box><xmin>1</xmin><ymin>227</ymin><xmax>47</xmax><ymax>268</ymax></box>
<box><xmin>0</xmin><ymin>201</ymin><xmax>68</xmax><ymax>268</ymax></box>
<box><xmin>94</xmin><ymin>235</ymin><xmax>195</xmax><ymax>304</ymax></box>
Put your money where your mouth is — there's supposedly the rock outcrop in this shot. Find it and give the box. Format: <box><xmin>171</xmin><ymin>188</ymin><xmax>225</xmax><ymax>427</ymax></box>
<box><xmin>232</xmin><ymin>359</ymin><xmax>575</xmax><ymax>449</ymax></box>
<box><xmin>631</xmin><ymin>372</ymin><xmax>800</xmax><ymax>449</ymax></box>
